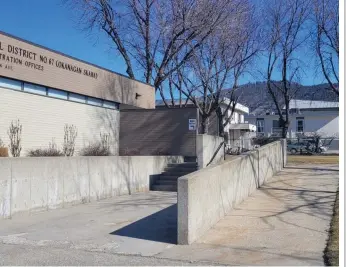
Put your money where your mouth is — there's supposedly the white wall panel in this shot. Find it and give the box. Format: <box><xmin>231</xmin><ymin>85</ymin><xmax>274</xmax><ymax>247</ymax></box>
<box><xmin>0</xmin><ymin>87</ymin><xmax>119</xmax><ymax>156</ymax></box>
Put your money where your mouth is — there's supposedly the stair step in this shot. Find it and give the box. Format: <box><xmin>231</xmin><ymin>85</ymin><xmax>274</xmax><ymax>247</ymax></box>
<box><xmin>161</xmin><ymin>170</ymin><xmax>194</xmax><ymax>176</ymax></box>
<box><xmin>164</xmin><ymin>167</ymin><xmax>197</xmax><ymax>173</ymax></box>
<box><xmin>150</xmin><ymin>162</ymin><xmax>198</xmax><ymax>192</ymax></box>
<box><xmin>184</xmin><ymin>156</ymin><xmax>197</xmax><ymax>162</ymax></box>
<box><xmin>167</xmin><ymin>162</ymin><xmax>198</xmax><ymax>168</ymax></box>
<box><xmin>151</xmin><ymin>184</ymin><xmax>177</xmax><ymax>192</ymax></box>
<box><xmin>156</xmin><ymin>180</ymin><xmax>177</xmax><ymax>185</ymax></box>
<box><xmin>160</xmin><ymin>175</ymin><xmax>180</xmax><ymax>180</ymax></box>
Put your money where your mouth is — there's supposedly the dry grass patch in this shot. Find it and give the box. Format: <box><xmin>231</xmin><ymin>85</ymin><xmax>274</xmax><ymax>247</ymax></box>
<box><xmin>287</xmin><ymin>155</ymin><xmax>339</xmax><ymax>165</ymax></box>
<box><xmin>324</xmin><ymin>191</ymin><xmax>339</xmax><ymax>266</ymax></box>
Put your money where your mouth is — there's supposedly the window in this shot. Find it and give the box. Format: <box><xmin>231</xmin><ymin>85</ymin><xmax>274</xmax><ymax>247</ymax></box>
<box><xmin>296</xmin><ymin>117</ymin><xmax>304</xmax><ymax>132</ymax></box>
<box><xmin>0</xmin><ymin>77</ymin><xmax>21</xmax><ymax>90</ymax></box>
<box><xmin>24</xmin><ymin>83</ymin><xmax>46</xmax><ymax>95</ymax></box>
<box><xmin>256</xmin><ymin>118</ymin><xmax>264</xmax><ymax>133</ymax></box>
<box><xmin>48</xmin><ymin>88</ymin><xmax>68</xmax><ymax>100</ymax></box>
<box><xmin>69</xmin><ymin>93</ymin><xmax>86</xmax><ymax>103</ymax></box>
<box><xmin>103</xmin><ymin>100</ymin><xmax>117</xmax><ymax>109</ymax></box>
<box><xmin>0</xmin><ymin>76</ymin><xmax>119</xmax><ymax>110</ymax></box>
<box><xmin>87</xmin><ymin>97</ymin><xmax>102</xmax><ymax>106</ymax></box>
<box><xmin>272</xmin><ymin>120</ymin><xmax>279</xmax><ymax>128</ymax></box>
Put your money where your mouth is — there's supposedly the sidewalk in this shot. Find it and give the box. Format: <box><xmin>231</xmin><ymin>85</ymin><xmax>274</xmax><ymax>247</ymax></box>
<box><xmin>0</xmin><ymin>164</ymin><xmax>338</xmax><ymax>265</ymax></box>
<box><xmin>157</xmin><ymin>164</ymin><xmax>339</xmax><ymax>265</ymax></box>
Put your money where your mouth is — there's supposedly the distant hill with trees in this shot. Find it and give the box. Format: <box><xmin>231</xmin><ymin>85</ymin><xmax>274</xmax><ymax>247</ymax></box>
<box><xmin>222</xmin><ymin>82</ymin><xmax>339</xmax><ymax>115</ymax></box>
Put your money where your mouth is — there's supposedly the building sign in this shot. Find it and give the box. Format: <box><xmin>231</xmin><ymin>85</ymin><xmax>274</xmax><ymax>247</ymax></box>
<box><xmin>188</xmin><ymin>119</ymin><xmax>197</xmax><ymax>131</ymax></box>
<box><xmin>0</xmin><ymin>40</ymin><xmax>98</xmax><ymax>79</ymax></box>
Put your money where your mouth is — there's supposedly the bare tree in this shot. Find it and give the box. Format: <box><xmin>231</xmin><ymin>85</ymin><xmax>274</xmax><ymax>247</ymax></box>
<box><xmin>166</xmin><ymin>2</ymin><xmax>258</xmax><ymax>135</ymax></box>
<box><xmin>100</xmin><ymin>132</ymin><xmax>111</xmax><ymax>153</ymax></box>
<box><xmin>263</xmin><ymin>0</ymin><xmax>311</xmax><ymax>138</ymax></box>
<box><xmin>65</xmin><ymin>0</ymin><xmax>237</xmax><ymax>93</ymax></box>
<box><xmin>313</xmin><ymin>0</ymin><xmax>339</xmax><ymax>95</ymax></box>
<box><xmin>7</xmin><ymin>120</ymin><xmax>22</xmax><ymax>157</ymax></box>
<box><xmin>63</xmin><ymin>124</ymin><xmax>78</xmax><ymax>156</ymax></box>
<box><xmin>158</xmin><ymin>59</ymin><xmax>193</xmax><ymax>108</ymax></box>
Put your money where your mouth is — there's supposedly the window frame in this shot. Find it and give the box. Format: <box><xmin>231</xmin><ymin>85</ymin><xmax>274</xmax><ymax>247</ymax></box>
<box><xmin>48</xmin><ymin>88</ymin><xmax>68</xmax><ymax>100</ymax></box>
<box><xmin>87</xmin><ymin>97</ymin><xmax>103</xmax><ymax>107</ymax></box>
<box><xmin>0</xmin><ymin>76</ymin><xmax>119</xmax><ymax>110</ymax></box>
<box><xmin>69</xmin><ymin>93</ymin><xmax>87</xmax><ymax>103</ymax></box>
<box><xmin>0</xmin><ymin>76</ymin><xmax>22</xmax><ymax>90</ymax></box>
<box><xmin>23</xmin><ymin>82</ymin><xmax>47</xmax><ymax>96</ymax></box>
<box><xmin>296</xmin><ymin>117</ymin><xmax>304</xmax><ymax>132</ymax></box>
<box><xmin>256</xmin><ymin>118</ymin><xmax>265</xmax><ymax>133</ymax></box>
<box><xmin>103</xmin><ymin>100</ymin><xmax>117</xmax><ymax>109</ymax></box>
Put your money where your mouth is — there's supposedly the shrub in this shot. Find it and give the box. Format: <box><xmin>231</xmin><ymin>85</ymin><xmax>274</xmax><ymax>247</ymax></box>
<box><xmin>27</xmin><ymin>139</ymin><xmax>63</xmax><ymax>157</ymax></box>
<box><xmin>63</xmin><ymin>124</ymin><xmax>78</xmax><ymax>156</ymax></box>
<box><xmin>8</xmin><ymin>120</ymin><xmax>22</xmax><ymax>157</ymax></box>
<box><xmin>80</xmin><ymin>133</ymin><xmax>112</xmax><ymax>156</ymax></box>
<box><xmin>252</xmin><ymin>136</ymin><xmax>279</xmax><ymax>147</ymax></box>
<box><xmin>0</xmin><ymin>148</ymin><xmax>8</xmax><ymax>157</ymax></box>
<box><xmin>0</xmin><ymin>139</ymin><xmax>8</xmax><ymax>157</ymax></box>
<box><xmin>80</xmin><ymin>143</ymin><xmax>111</xmax><ymax>156</ymax></box>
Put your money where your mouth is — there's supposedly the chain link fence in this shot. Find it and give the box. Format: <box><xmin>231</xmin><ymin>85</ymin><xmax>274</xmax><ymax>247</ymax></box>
<box><xmin>226</xmin><ymin>135</ymin><xmax>339</xmax><ymax>156</ymax></box>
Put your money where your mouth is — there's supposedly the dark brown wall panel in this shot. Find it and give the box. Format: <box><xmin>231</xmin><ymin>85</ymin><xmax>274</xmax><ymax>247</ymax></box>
<box><xmin>120</xmin><ymin>108</ymin><xmax>198</xmax><ymax>156</ymax></box>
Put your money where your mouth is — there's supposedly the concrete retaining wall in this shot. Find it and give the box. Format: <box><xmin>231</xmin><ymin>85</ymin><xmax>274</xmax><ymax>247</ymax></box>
<box><xmin>196</xmin><ymin>134</ymin><xmax>224</xmax><ymax>169</ymax></box>
<box><xmin>178</xmin><ymin>140</ymin><xmax>286</xmax><ymax>244</ymax></box>
<box><xmin>0</xmin><ymin>155</ymin><xmax>183</xmax><ymax>218</ymax></box>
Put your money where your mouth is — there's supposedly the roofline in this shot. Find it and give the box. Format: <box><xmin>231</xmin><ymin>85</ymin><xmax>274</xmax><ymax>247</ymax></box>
<box><xmin>125</xmin><ymin>107</ymin><xmax>198</xmax><ymax>112</ymax></box>
<box><xmin>291</xmin><ymin>99</ymin><xmax>339</xmax><ymax>103</ymax></box>
<box><xmin>0</xmin><ymin>30</ymin><xmax>152</xmax><ymax>87</ymax></box>
<box><xmin>156</xmin><ymin>98</ymin><xmax>250</xmax><ymax>113</ymax></box>
<box><xmin>221</xmin><ymin>97</ymin><xmax>249</xmax><ymax>113</ymax></box>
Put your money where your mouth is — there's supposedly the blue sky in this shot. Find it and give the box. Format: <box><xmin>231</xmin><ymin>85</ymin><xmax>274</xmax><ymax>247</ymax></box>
<box><xmin>0</xmin><ymin>0</ymin><xmax>328</xmax><ymax>98</ymax></box>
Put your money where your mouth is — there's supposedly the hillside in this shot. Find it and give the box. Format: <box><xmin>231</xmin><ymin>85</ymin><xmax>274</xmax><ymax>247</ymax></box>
<box><xmin>222</xmin><ymin>82</ymin><xmax>339</xmax><ymax>115</ymax></box>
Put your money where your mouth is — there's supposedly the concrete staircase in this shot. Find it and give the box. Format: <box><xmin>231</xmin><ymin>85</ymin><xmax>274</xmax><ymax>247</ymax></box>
<box><xmin>151</xmin><ymin>161</ymin><xmax>198</xmax><ymax>192</ymax></box>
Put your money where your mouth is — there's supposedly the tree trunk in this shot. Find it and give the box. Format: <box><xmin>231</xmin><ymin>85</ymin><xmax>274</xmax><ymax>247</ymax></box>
<box><xmin>281</xmin><ymin>125</ymin><xmax>288</xmax><ymax>139</ymax></box>
<box><xmin>280</xmin><ymin>118</ymin><xmax>289</xmax><ymax>139</ymax></box>
<box><xmin>315</xmin><ymin>137</ymin><xmax>320</xmax><ymax>153</ymax></box>
<box><xmin>215</xmin><ymin>107</ymin><xmax>224</xmax><ymax>137</ymax></box>
<box><xmin>201</xmin><ymin>115</ymin><xmax>209</xmax><ymax>134</ymax></box>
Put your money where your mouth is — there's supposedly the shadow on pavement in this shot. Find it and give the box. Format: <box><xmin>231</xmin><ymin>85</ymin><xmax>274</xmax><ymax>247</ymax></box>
<box><xmin>110</xmin><ymin>204</ymin><xmax>177</xmax><ymax>244</ymax></box>
<box><xmin>285</xmin><ymin>166</ymin><xmax>339</xmax><ymax>172</ymax></box>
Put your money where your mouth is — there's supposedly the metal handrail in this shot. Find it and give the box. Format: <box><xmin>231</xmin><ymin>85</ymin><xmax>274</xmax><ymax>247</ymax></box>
<box><xmin>206</xmin><ymin>141</ymin><xmax>225</xmax><ymax>167</ymax></box>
